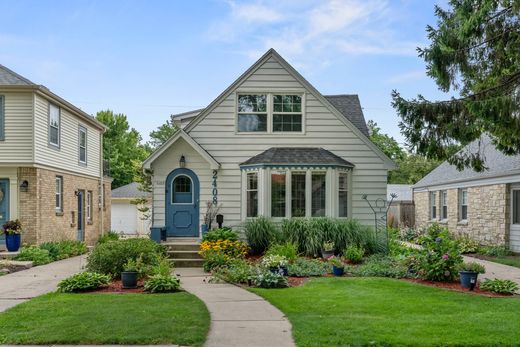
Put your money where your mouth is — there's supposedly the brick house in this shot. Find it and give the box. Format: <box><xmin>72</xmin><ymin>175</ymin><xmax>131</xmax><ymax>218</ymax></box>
<box><xmin>413</xmin><ymin>134</ymin><xmax>520</xmax><ymax>252</ymax></box>
<box><xmin>0</xmin><ymin>65</ymin><xmax>111</xmax><ymax>246</ymax></box>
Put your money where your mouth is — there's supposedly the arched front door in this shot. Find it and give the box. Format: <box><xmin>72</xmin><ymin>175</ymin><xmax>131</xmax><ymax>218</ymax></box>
<box><xmin>165</xmin><ymin>168</ymin><xmax>200</xmax><ymax>237</ymax></box>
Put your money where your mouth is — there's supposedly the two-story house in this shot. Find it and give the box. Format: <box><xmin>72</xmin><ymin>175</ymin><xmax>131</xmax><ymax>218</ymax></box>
<box><xmin>0</xmin><ymin>65</ymin><xmax>111</xmax><ymax>246</ymax></box>
<box><xmin>144</xmin><ymin>49</ymin><xmax>395</xmax><ymax>241</ymax></box>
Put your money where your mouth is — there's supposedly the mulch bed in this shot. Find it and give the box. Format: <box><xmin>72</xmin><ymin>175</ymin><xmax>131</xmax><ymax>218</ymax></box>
<box><xmin>288</xmin><ymin>277</ymin><xmax>309</xmax><ymax>287</ymax></box>
<box><xmin>87</xmin><ymin>279</ymin><xmax>146</xmax><ymax>294</ymax></box>
<box><xmin>403</xmin><ymin>278</ymin><xmax>515</xmax><ymax>297</ymax></box>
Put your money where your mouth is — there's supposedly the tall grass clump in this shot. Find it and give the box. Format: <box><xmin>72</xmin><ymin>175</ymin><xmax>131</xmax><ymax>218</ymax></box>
<box><xmin>244</xmin><ymin>216</ymin><xmax>281</xmax><ymax>254</ymax></box>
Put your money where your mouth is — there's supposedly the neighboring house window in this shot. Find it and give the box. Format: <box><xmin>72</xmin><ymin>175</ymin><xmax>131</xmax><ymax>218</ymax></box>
<box><xmin>237</xmin><ymin>94</ymin><xmax>267</xmax><ymax>132</ymax></box>
<box><xmin>55</xmin><ymin>176</ymin><xmax>63</xmax><ymax>212</ymax></box>
<box><xmin>79</xmin><ymin>126</ymin><xmax>87</xmax><ymax>164</ymax></box>
<box><xmin>246</xmin><ymin>172</ymin><xmax>258</xmax><ymax>217</ymax></box>
<box><xmin>291</xmin><ymin>172</ymin><xmax>306</xmax><ymax>217</ymax></box>
<box><xmin>429</xmin><ymin>191</ymin><xmax>437</xmax><ymax>220</ymax></box>
<box><xmin>0</xmin><ymin>95</ymin><xmax>5</xmax><ymax>141</ymax></box>
<box><xmin>513</xmin><ymin>189</ymin><xmax>520</xmax><ymax>224</ymax></box>
<box><xmin>273</xmin><ymin>95</ymin><xmax>302</xmax><ymax>132</ymax></box>
<box><xmin>338</xmin><ymin>172</ymin><xmax>348</xmax><ymax>217</ymax></box>
<box><xmin>271</xmin><ymin>171</ymin><xmax>286</xmax><ymax>217</ymax></box>
<box><xmin>87</xmin><ymin>191</ymin><xmax>93</xmax><ymax>222</ymax></box>
<box><xmin>441</xmin><ymin>190</ymin><xmax>448</xmax><ymax>220</ymax></box>
<box><xmin>459</xmin><ymin>188</ymin><xmax>468</xmax><ymax>221</ymax></box>
<box><xmin>49</xmin><ymin>103</ymin><xmax>60</xmax><ymax>147</ymax></box>
<box><xmin>311</xmin><ymin>172</ymin><xmax>326</xmax><ymax>217</ymax></box>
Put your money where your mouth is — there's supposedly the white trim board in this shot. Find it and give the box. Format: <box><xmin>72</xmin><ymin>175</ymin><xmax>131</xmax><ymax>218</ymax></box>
<box><xmin>413</xmin><ymin>173</ymin><xmax>520</xmax><ymax>192</ymax></box>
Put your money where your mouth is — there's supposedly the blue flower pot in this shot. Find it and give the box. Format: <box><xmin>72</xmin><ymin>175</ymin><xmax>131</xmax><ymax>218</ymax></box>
<box><xmin>332</xmin><ymin>265</ymin><xmax>345</xmax><ymax>276</ymax></box>
<box><xmin>5</xmin><ymin>233</ymin><xmax>21</xmax><ymax>252</ymax></box>
<box><xmin>201</xmin><ymin>224</ymin><xmax>209</xmax><ymax>237</ymax></box>
<box><xmin>459</xmin><ymin>271</ymin><xmax>478</xmax><ymax>291</ymax></box>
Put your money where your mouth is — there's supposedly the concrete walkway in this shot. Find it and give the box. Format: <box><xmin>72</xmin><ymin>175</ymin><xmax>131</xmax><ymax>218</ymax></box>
<box><xmin>463</xmin><ymin>255</ymin><xmax>520</xmax><ymax>293</ymax></box>
<box><xmin>0</xmin><ymin>255</ymin><xmax>87</xmax><ymax>312</ymax></box>
<box><xmin>176</xmin><ymin>268</ymin><xmax>295</xmax><ymax>347</ymax></box>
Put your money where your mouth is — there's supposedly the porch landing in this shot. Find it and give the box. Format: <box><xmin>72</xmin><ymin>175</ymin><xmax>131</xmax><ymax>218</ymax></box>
<box><xmin>163</xmin><ymin>238</ymin><xmax>203</xmax><ymax>268</ymax></box>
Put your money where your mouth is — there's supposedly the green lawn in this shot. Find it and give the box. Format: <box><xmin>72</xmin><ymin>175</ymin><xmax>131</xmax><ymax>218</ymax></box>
<box><xmin>0</xmin><ymin>292</ymin><xmax>210</xmax><ymax>346</ymax></box>
<box><xmin>251</xmin><ymin>277</ymin><xmax>520</xmax><ymax>347</ymax></box>
<box><xmin>471</xmin><ymin>254</ymin><xmax>520</xmax><ymax>269</ymax></box>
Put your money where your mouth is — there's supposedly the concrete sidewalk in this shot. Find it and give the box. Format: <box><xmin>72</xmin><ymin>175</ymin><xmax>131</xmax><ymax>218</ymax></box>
<box><xmin>463</xmin><ymin>255</ymin><xmax>520</xmax><ymax>293</ymax></box>
<box><xmin>0</xmin><ymin>255</ymin><xmax>87</xmax><ymax>312</ymax></box>
<box><xmin>176</xmin><ymin>268</ymin><xmax>295</xmax><ymax>347</ymax></box>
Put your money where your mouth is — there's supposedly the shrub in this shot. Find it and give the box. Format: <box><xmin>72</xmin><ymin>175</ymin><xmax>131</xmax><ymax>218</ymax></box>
<box><xmin>479</xmin><ymin>245</ymin><xmax>512</xmax><ymax>257</ymax></box>
<box><xmin>211</xmin><ymin>259</ymin><xmax>255</xmax><ymax>284</ymax></box>
<box><xmin>265</xmin><ymin>242</ymin><xmax>298</xmax><ymax>262</ymax></box>
<box><xmin>54</xmin><ymin>240</ymin><xmax>87</xmax><ymax>259</ymax></box>
<box><xmin>328</xmin><ymin>256</ymin><xmax>345</xmax><ymax>268</ymax></box>
<box><xmin>144</xmin><ymin>274</ymin><xmax>180</xmax><ymax>293</ymax></box>
<box><xmin>344</xmin><ymin>245</ymin><xmax>364</xmax><ymax>264</ymax></box>
<box><xmin>480</xmin><ymin>278</ymin><xmax>519</xmax><ymax>294</ymax></box>
<box><xmin>202</xmin><ymin>253</ymin><xmax>228</xmax><ymax>272</ymax></box>
<box><xmin>349</xmin><ymin>254</ymin><xmax>408</xmax><ymax>278</ymax></box>
<box><xmin>57</xmin><ymin>272</ymin><xmax>111</xmax><ymax>293</ymax></box>
<box><xmin>151</xmin><ymin>257</ymin><xmax>172</xmax><ymax>276</ymax></box>
<box><xmin>14</xmin><ymin>247</ymin><xmax>52</xmax><ymax>266</ymax></box>
<box><xmin>287</xmin><ymin>258</ymin><xmax>329</xmax><ymax>277</ymax></box>
<box><xmin>202</xmin><ymin>228</ymin><xmax>238</xmax><ymax>242</ymax></box>
<box><xmin>199</xmin><ymin>238</ymin><xmax>249</xmax><ymax>272</ymax></box>
<box><xmin>244</xmin><ymin>216</ymin><xmax>280</xmax><ymax>254</ymax></box>
<box><xmin>414</xmin><ymin>224</ymin><xmax>462</xmax><ymax>282</ymax></box>
<box><xmin>261</xmin><ymin>255</ymin><xmax>288</xmax><ymax>268</ymax></box>
<box><xmin>250</xmin><ymin>269</ymin><xmax>288</xmax><ymax>288</ymax></box>
<box><xmin>456</xmin><ymin>234</ymin><xmax>480</xmax><ymax>254</ymax></box>
<box><xmin>98</xmin><ymin>231</ymin><xmax>120</xmax><ymax>244</ymax></box>
<box><xmin>458</xmin><ymin>261</ymin><xmax>486</xmax><ymax>273</ymax></box>
<box><xmin>39</xmin><ymin>242</ymin><xmax>61</xmax><ymax>260</ymax></box>
<box><xmin>86</xmin><ymin>238</ymin><xmax>165</xmax><ymax>277</ymax></box>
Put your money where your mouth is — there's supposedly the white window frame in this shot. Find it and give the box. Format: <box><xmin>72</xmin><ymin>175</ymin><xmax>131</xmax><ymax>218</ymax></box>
<box><xmin>429</xmin><ymin>191</ymin><xmax>437</xmax><ymax>220</ymax></box>
<box><xmin>338</xmin><ymin>171</ymin><xmax>349</xmax><ymax>218</ymax></box>
<box><xmin>246</xmin><ymin>172</ymin><xmax>259</xmax><ymax>217</ymax></box>
<box><xmin>79</xmin><ymin>125</ymin><xmax>87</xmax><ymax>165</ymax></box>
<box><xmin>49</xmin><ymin>103</ymin><xmax>60</xmax><ymax>148</ymax></box>
<box><xmin>441</xmin><ymin>190</ymin><xmax>448</xmax><ymax>220</ymax></box>
<box><xmin>86</xmin><ymin>190</ymin><xmax>93</xmax><ymax>222</ymax></box>
<box><xmin>236</xmin><ymin>94</ymin><xmax>268</xmax><ymax>133</ymax></box>
<box><xmin>272</xmin><ymin>94</ymin><xmax>303</xmax><ymax>133</ymax></box>
<box><xmin>55</xmin><ymin>176</ymin><xmax>63</xmax><ymax>212</ymax></box>
<box><xmin>459</xmin><ymin>188</ymin><xmax>468</xmax><ymax>222</ymax></box>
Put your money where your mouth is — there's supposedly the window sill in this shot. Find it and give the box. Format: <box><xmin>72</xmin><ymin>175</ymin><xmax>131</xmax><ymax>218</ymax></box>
<box><xmin>55</xmin><ymin>211</ymin><xmax>64</xmax><ymax>216</ymax></box>
<box><xmin>48</xmin><ymin>143</ymin><xmax>60</xmax><ymax>151</ymax></box>
<box><xmin>439</xmin><ymin>219</ymin><xmax>448</xmax><ymax>224</ymax></box>
<box><xmin>457</xmin><ymin>220</ymin><xmax>468</xmax><ymax>226</ymax></box>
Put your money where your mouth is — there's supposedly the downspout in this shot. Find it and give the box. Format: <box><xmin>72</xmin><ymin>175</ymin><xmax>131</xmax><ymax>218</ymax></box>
<box><xmin>100</xmin><ymin>131</ymin><xmax>104</xmax><ymax>237</ymax></box>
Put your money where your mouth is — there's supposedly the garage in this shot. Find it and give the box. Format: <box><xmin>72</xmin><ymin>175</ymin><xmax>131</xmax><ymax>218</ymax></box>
<box><xmin>111</xmin><ymin>182</ymin><xmax>151</xmax><ymax>235</ymax></box>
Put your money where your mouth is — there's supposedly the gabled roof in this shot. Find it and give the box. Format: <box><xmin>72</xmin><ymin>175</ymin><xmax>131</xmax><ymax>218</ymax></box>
<box><xmin>0</xmin><ymin>65</ymin><xmax>35</xmax><ymax>85</ymax></box>
<box><xmin>240</xmin><ymin>147</ymin><xmax>354</xmax><ymax>169</ymax></box>
<box><xmin>324</xmin><ymin>95</ymin><xmax>369</xmax><ymax>137</ymax></box>
<box><xmin>414</xmin><ymin>134</ymin><xmax>520</xmax><ymax>189</ymax></box>
<box><xmin>387</xmin><ymin>184</ymin><xmax>413</xmax><ymax>201</ymax></box>
<box><xmin>112</xmin><ymin>182</ymin><xmax>151</xmax><ymax>199</ymax></box>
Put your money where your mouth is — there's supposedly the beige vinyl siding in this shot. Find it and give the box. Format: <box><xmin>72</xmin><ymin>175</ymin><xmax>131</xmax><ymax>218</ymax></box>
<box><xmin>33</xmin><ymin>95</ymin><xmax>101</xmax><ymax>177</ymax></box>
<box><xmin>183</xmin><ymin>56</ymin><xmax>387</xmax><ymax>227</ymax></box>
<box><xmin>0</xmin><ymin>91</ymin><xmax>34</xmax><ymax>163</ymax></box>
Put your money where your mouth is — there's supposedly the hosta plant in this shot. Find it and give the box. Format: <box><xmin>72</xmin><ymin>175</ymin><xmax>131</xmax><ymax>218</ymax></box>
<box><xmin>261</xmin><ymin>255</ymin><xmax>288</xmax><ymax>268</ymax></box>
<box><xmin>144</xmin><ymin>274</ymin><xmax>180</xmax><ymax>293</ymax></box>
<box><xmin>250</xmin><ymin>269</ymin><xmax>288</xmax><ymax>288</ymax></box>
<box><xmin>480</xmin><ymin>278</ymin><xmax>519</xmax><ymax>294</ymax></box>
<box><xmin>58</xmin><ymin>272</ymin><xmax>111</xmax><ymax>293</ymax></box>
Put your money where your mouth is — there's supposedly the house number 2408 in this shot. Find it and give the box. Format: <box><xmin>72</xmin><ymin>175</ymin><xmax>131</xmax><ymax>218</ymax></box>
<box><xmin>212</xmin><ymin>170</ymin><xmax>218</xmax><ymax>205</ymax></box>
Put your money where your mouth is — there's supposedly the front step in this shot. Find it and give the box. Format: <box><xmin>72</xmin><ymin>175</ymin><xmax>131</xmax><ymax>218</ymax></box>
<box><xmin>168</xmin><ymin>250</ymin><xmax>202</xmax><ymax>260</ymax></box>
<box><xmin>169</xmin><ymin>258</ymin><xmax>205</xmax><ymax>268</ymax></box>
<box><xmin>163</xmin><ymin>243</ymin><xmax>200</xmax><ymax>252</ymax></box>
<box><xmin>162</xmin><ymin>239</ymin><xmax>203</xmax><ymax>267</ymax></box>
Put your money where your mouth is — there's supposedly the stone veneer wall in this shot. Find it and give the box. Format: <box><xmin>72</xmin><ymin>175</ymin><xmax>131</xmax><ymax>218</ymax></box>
<box><xmin>414</xmin><ymin>183</ymin><xmax>509</xmax><ymax>245</ymax></box>
<box><xmin>18</xmin><ymin>167</ymin><xmax>111</xmax><ymax>246</ymax></box>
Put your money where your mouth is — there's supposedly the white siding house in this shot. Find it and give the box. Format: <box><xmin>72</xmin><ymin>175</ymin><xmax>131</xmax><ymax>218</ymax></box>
<box><xmin>144</xmin><ymin>49</ymin><xmax>394</xmax><ymax>240</ymax></box>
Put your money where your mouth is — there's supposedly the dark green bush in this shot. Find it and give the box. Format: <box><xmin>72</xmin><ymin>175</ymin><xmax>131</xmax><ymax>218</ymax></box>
<box><xmin>244</xmin><ymin>216</ymin><xmax>281</xmax><ymax>254</ymax></box>
<box><xmin>480</xmin><ymin>278</ymin><xmax>519</xmax><ymax>294</ymax></box>
<box><xmin>86</xmin><ymin>238</ymin><xmax>165</xmax><ymax>277</ymax></box>
<box><xmin>144</xmin><ymin>274</ymin><xmax>180</xmax><ymax>293</ymax></box>
<box><xmin>57</xmin><ymin>272</ymin><xmax>111</xmax><ymax>293</ymax></box>
<box><xmin>54</xmin><ymin>240</ymin><xmax>87</xmax><ymax>259</ymax></box>
<box><xmin>265</xmin><ymin>242</ymin><xmax>298</xmax><ymax>262</ymax></box>
<box><xmin>14</xmin><ymin>247</ymin><xmax>52</xmax><ymax>265</ymax></box>
<box><xmin>211</xmin><ymin>259</ymin><xmax>255</xmax><ymax>284</ymax></box>
<box><xmin>479</xmin><ymin>245</ymin><xmax>512</xmax><ymax>257</ymax></box>
<box><xmin>202</xmin><ymin>252</ymin><xmax>228</xmax><ymax>272</ymax></box>
<box><xmin>98</xmin><ymin>231</ymin><xmax>120</xmax><ymax>244</ymax></box>
<box><xmin>287</xmin><ymin>258</ymin><xmax>329</xmax><ymax>277</ymax></box>
<box><xmin>349</xmin><ymin>254</ymin><xmax>408</xmax><ymax>278</ymax></box>
<box><xmin>202</xmin><ymin>228</ymin><xmax>238</xmax><ymax>242</ymax></box>
<box><xmin>345</xmin><ymin>244</ymin><xmax>364</xmax><ymax>264</ymax></box>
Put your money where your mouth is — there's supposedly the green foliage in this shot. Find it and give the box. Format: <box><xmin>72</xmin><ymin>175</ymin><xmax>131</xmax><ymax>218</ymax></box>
<box><xmin>250</xmin><ymin>269</ymin><xmax>288</xmax><ymax>288</ymax></box>
<box><xmin>147</xmin><ymin>115</ymin><xmax>178</xmax><ymax>150</ymax></box>
<box><xmin>14</xmin><ymin>247</ymin><xmax>52</xmax><ymax>265</ymax></box>
<box><xmin>392</xmin><ymin>1</ymin><xmax>520</xmax><ymax>171</ymax></box>
<box><xmin>479</xmin><ymin>245</ymin><xmax>512</xmax><ymax>257</ymax></box>
<box><xmin>415</xmin><ymin>224</ymin><xmax>463</xmax><ymax>281</ymax></box>
<box><xmin>202</xmin><ymin>228</ymin><xmax>238</xmax><ymax>242</ymax></box>
<box><xmin>265</xmin><ymin>242</ymin><xmax>298</xmax><ymax>262</ymax></box>
<box><xmin>98</xmin><ymin>231</ymin><xmax>120</xmax><ymax>244</ymax></box>
<box><xmin>458</xmin><ymin>262</ymin><xmax>486</xmax><ymax>274</ymax></box>
<box><xmin>211</xmin><ymin>259</ymin><xmax>255</xmax><ymax>284</ymax></box>
<box><xmin>124</xmin><ymin>258</ymin><xmax>137</xmax><ymax>272</ymax></box>
<box><xmin>202</xmin><ymin>252</ymin><xmax>228</xmax><ymax>272</ymax></box>
<box><xmin>2</xmin><ymin>219</ymin><xmax>22</xmax><ymax>234</ymax></box>
<box><xmin>344</xmin><ymin>245</ymin><xmax>364</xmax><ymax>264</ymax></box>
<box><xmin>151</xmin><ymin>258</ymin><xmax>172</xmax><ymax>277</ymax></box>
<box><xmin>391</xmin><ymin>154</ymin><xmax>442</xmax><ymax>184</ymax></box>
<box><xmin>244</xmin><ymin>216</ymin><xmax>280</xmax><ymax>254</ymax></box>
<box><xmin>86</xmin><ymin>238</ymin><xmax>165</xmax><ymax>277</ymax></box>
<box><xmin>367</xmin><ymin>120</ymin><xmax>405</xmax><ymax>161</ymax></box>
<box><xmin>143</xmin><ymin>274</ymin><xmax>180</xmax><ymax>293</ymax></box>
<box><xmin>287</xmin><ymin>258</ymin><xmax>329</xmax><ymax>277</ymax></box>
<box><xmin>57</xmin><ymin>272</ymin><xmax>111</xmax><ymax>293</ymax></box>
<box><xmin>328</xmin><ymin>256</ymin><xmax>345</xmax><ymax>269</ymax></box>
<box><xmin>349</xmin><ymin>254</ymin><xmax>408</xmax><ymax>278</ymax></box>
<box><xmin>456</xmin><ymin>235</ymin><xmax>480</xmax><ymax>254</ymax></box>
<box><xmin>261</xmin><ymin>255</ymin><xmax>288</xmax><ymax>268</ymax></box>
<box><xmin>480</xmin><ymin>278</ymin><xmax>519</xmax><ymax>294</ymax></box>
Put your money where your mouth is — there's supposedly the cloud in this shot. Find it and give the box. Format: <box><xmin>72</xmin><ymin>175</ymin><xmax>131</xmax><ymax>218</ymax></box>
<box><xmin>386</xmin><ymin>69</ymin><xmax>426</xmax><ymax>84</ymax></box>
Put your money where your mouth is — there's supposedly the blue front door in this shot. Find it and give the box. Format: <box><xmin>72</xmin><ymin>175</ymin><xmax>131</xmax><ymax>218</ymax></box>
<box><xmin>166</xmin><ymin>168</ymin><xmax>199</xmax><ymax>237</ymax></box>
<box><xmin>77</xmin><ymin>191</ymin><xmax>84</xmax><ymax>241</ymax></box>
<box><xmin>0</xmin><ymin>179</ymin><xmax>9</xmax><ymax>242</ymax></box>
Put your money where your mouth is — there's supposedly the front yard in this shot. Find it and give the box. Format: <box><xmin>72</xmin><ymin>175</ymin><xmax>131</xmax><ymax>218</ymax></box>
<box><xmin>251</xmin><ymin>277</ymin><xmax>520</xmax><ymax>347</ymax></box>
<box><xmin>0</xmin><ymin>292</ymin><xmax>210</xmax><ymax>346</ymax></box>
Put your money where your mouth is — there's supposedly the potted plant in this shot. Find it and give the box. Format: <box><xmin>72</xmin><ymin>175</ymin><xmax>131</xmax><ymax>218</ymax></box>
<box><xmin>321</xmin><ymin>240</ymin><xmax>335</xmax><ymax>259</ymax></box>
<box><xmin>329</xmin><ymin>256</ymin><xmax>345</xmax><ymax>276</ymax></box>
<box><xmin>261</xmin><ymin>255</ymin><xmax>288</xmax><ymax>276</ymax></box>
<box><xmin>458</xmin><ymin>261</ymin><xmax>486</xmax><ymax>291</ymax></box>
<box><xmin>121</xmin><ymin>259</ymin><xmax>139</xmax><ymax>289</ymax></box>
<box><xmin>2</xmin><ymin>219</ymin><xmax>22</xmax><ymax>252</ymax></box>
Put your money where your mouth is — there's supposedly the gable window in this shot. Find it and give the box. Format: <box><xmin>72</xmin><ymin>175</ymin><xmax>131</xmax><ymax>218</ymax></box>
<box><xmin>291</xmin><ymin>172</ymin><xmax>306</xmax><ymax>217</ymax></box>
<box><xmin>441</xmin><ymin>190</ymin><xmax>448</xmax><ymax>220</ymax></box>
<box><xmin>87</xmin><ymin>191</ymin><xmax>93</xmax><ymax>223</ymax></box>
<box><xmin>459</xmin><ymin>188</ymin><xmax>468</xmax><ymax>221</ymax></box>
<box><xmin>55</xmin><ymin>176</ymin><xmax>63</xmax><ymax>212</ymax></box>
<box><xmin>311</xmin><ymin>172</ymin><xmax>326</xmax><ymax>217</ymax></box>
<box><xmin>271</xmin><ymin>171</ymin><xmax>286</xmax><ymax>217</ymax></box>
<box><xmin>338</xmin><ymin>172</ymin><xmax>348</xmax><ymax>217</ymax></box>
<box><xmin>429</xmin><ymin>191</ymin><xmax>437</xmax><ymax>220</ymax></box>
<box><xmin>273</xmin><ymin>95</ymin><xmax>302</xmax><ymax>132</ymax></box>
<box><xmin>79</xmin><ymin>126</ymin><xmax>87</xmax><ymax>164</ymax></box>
<box><xmin>0</xmin><ymin>95</ymin><xmax>4</xmax><ymax>141</ymax></box>
<box><xmin>237</xmin><ymin>95</ymin><xmax>267</xmax><ymax>132</ymax></box>
<box><xmin>246</xmin><ymin>172</ymin><xmax>258</xmax><ymax>217</ymax></box>
<box><xmin>49</xmin><ymin>103</ymin><xmax>60</xmax><ymax>147</ymax></box>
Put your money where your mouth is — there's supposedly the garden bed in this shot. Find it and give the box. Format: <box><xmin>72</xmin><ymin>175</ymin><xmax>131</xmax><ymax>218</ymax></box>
<box><xmin>87</xmin><ymin>279</ymin><xmax>146</xmax><ymax>294</ymax></box>
<box><xmin>403</xmin><ymin>278</ymin><xmax>515</xmax><ymax>297</ymax></box>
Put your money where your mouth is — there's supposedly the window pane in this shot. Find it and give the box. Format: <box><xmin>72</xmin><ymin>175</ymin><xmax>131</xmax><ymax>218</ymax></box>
<box><xmin>80</xmin><ymin>147</ymin><xmax>86</xmax><ymax>162</ymax></box>
<box><xmin>247</xmin><ymin>173</ymin><xmax>258</xmax><ymax>190</ymax></box>
<box><xmin>339</xmin><ymin>173</ymin><xmax>348</xmax><ymax>190</ymax></box>
<box><xmin>271</xmin><ymin>172</ymin><xmax>286</xmax><ymax>217</ymax></box>
<box><xmin>174</xmin><ymin>176</ymin><xmax>191</xmax><ymax>193</ymax></box>
<box><xmin>80</xmin><ymin>130</ymin><xmax>86</xmax><ymax>147</ymax></box>
<box><xmin>462</xmin><ymin>205</ymin><xmax>468</xmax><ymax>220</ymax></box>
<box><xmin>238</xmin><ymin>114</ymin><xmax>267</xmax><ymax>132</ymax></box>
<box><xmin>247</xmin><ymin>173</ymin><xmax>258</xmax><ymax>218</ymax></box>
<box><xmin>273</xmin><ymin>114</ymin><xmax>302</xmax><ymax>132</ymax></box>
<box><xmin>291</xmin><ymin>172</ymin><xmax>306</xmax><ymax>217</ymax></box>
<box><xmin>273</xmin><ymin>94</ymin><xmax>301</xmax><ymax>113</ymax></box>
<box><xmin>311</xmin><ymin>173</ymin><xmax>326</xmax><ymax>217</ymax></box>
<box><xmin>513</xmin><ymin>190</ymin><xmax>520</xmax><ymax>224</ymax></box>
<box><xmin>50</xmin><ymin>127</ymin><xmax>59</xmax><ymax>145</ymax></box>
<box><xmin>339</xmin><ymin>191</ymin><xmax>348</xmax><ymax>217</ymax></box>
<box><xmin>238</xmin><ymin>95</ymin><xmax>266</xmax><ymax>112</ymax></box>
<box><xmin>49</xmin><ymin>104</ymin><xmax>59</xmax><ymax>126</ymax></box>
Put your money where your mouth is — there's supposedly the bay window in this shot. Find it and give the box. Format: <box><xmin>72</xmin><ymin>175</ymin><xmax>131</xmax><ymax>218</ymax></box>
<box><xmin>311</xmin><ymin>172</ymin><xmax>326</xmax><ymax>216</ymax></box>
<box><xmin>338</xmin><ymin>172</ymin><xmax>349</xmax><ymax>217</ymax></box>
<box><xmin>271</xmin><ymin>171</ymin><xmax>286</xmax><ymax>217</ymax></box>
<box><xmin>291</xmin><ymin>172</ymin><xmax>306</xmax><ymax>217</ymax></box>
<box><xmin>246</xmin><ymin>172</ymin><xmax>258</xmax><ymax>217</ymax></box>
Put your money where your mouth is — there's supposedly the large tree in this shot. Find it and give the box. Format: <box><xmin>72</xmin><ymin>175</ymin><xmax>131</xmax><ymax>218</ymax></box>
<box><xmin>96</xmin><ymin>110</ymin><xmax>149</xmax><ymax>189</ymax></box>
<box><xmin>367</xmin><ymin>120</ymin><xmax>406</xmax><ymax>161</ymax></box>
<box><xmin>147</xmin><ymin>115</ymin><xmax>178</xmax><ymax>150</ymax></box>
<box><xmin>392</xmin><ymin>0</ymin><xmax>520</xmax><ymax>172</ymax></box>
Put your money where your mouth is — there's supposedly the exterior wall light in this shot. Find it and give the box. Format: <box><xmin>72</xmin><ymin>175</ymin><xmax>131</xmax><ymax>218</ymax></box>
<box><xmin>19</xmin><ymin>180</ymin><xmax>29</xmax><ymax>192</ymax></box>
<box><xmin>179</xmin><ymin>155</ymin><xmax>186</xmax><ymax>168</ymax></box>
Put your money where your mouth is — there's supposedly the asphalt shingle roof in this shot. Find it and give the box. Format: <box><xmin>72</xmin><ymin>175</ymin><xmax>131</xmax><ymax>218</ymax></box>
<box><xmin>0</xmin><ymin>65</ymin><xmax>35</xmax><ymax>86</ymax></box>
<box><xmin>111</xmin><ymin>182</ymin><xmax>151</xmax><ymax>199</ymax></box>
<box><xmin>387</xmin><ymin>184</ymin><xmax>413</xmax><ymax>201</ymax></box>
<box><xmin>240</xmin><ymin>147</ymin><xmax>354</xmax><ymax>168</ymax></box>
<box><xmin>414</xmin><ymin>134</ymin><xmax>520</xmax><ymax>188</ymax></box>
<box><xmin>323</xmin><ymin>95</ymin><xmax>369</xmax><ymax>137</ymax></box>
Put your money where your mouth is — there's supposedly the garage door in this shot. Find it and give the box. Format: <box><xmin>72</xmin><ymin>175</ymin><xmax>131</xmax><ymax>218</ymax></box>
<box><xmin>111</xmin><ymin>202</ymin><xmax>138</xmax><ymax>234</ymax></box>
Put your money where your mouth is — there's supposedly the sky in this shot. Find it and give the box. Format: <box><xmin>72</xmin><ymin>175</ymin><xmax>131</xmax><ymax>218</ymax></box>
<box><xmin>1</xmin><ymin>0</ymin><xmax>451</xmax><ymax>145</ymax></box>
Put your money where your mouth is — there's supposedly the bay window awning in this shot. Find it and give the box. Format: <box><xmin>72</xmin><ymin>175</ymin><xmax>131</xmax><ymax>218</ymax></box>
<box><xmin>239</xmin><ymin>147</ymin><xmax>354</xmax><ymax>170</ymax></box>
